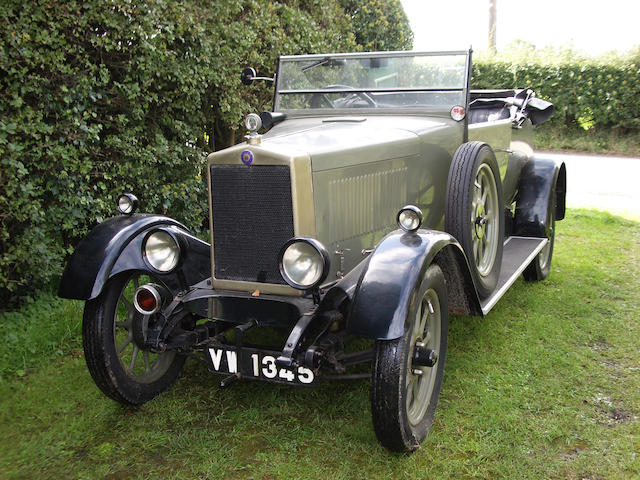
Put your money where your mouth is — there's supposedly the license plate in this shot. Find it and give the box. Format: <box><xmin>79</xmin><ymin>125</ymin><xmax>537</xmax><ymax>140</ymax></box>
<box><xmin>207</xmin><ymin>346</ymin><xmax>315</xmax><ymax>385</ymax></box>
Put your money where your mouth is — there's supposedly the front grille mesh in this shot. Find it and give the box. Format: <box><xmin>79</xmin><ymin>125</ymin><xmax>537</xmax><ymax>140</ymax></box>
<box><xmin>210</xmin><ymin>164</ymin><xmax>294</xmax><ymax>284</ymax></box>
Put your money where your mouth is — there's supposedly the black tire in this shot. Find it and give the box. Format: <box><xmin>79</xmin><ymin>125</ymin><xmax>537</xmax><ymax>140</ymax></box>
<box><xmin>523</xmin><ymin>195</ymin><xmax>555</xmax><ymax>281</ymax></box>
<box><xmin>445</xmin><ymin>142</ymin><xmax>504</xmax><ymax>298</ymax></box>
<box><xmin>82</xmin><ymin>272</ymin><xmax>185</xmax><ymax>405</ymax></box>
<box><xmin>370</xmin><ymin>264</ymin><xmax>448</xmax><ymax>452</ymax></box>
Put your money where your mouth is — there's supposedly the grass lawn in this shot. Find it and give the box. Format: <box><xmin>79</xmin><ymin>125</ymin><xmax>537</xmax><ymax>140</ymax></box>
<box><xmin>1</xmin><ymin>209</ymin><xmax>638</xmax><ymax>479</ymax></box>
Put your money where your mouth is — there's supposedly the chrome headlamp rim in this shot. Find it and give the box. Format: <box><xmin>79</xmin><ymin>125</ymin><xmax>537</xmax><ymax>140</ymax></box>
<box><xmin>397</xmin><ymin>205</ymin><xmax>424</xmax><ymax>232</ymax></box>
<box><xmin>117</xmin><ymin>193</ymin><xmax>138</xmax><ymax>215</ymax></box>
<box><xmin>244</xmin><ymin>113</ymin><xmax>262</xmax><ymax>132</ymax></box>
<box><xmin>278</xmin><ymin>237</ymin><xmax>330</xmax><ymax>290</ymax></box>
<box><xmin>142</xmin><ymin>229</ymin><xmax>181</xmax><ymax>273</ymax></box>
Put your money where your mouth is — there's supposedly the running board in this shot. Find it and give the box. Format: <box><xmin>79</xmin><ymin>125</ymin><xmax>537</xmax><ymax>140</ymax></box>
<box><xmin>480</xmin><ymin>236</ymin><xmax>548</xmax><ymax>315</ymax></box>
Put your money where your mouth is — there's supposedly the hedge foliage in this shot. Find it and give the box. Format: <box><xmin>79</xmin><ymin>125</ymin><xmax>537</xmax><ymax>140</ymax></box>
<box><xmin>0</xmin><ymin>0</ymin><xmax>412</xmax><ymax>305</ymax></box>
<box><xmin>472</xmin><ymin>51</ymin><xmax>640</xmax><ymax>131</ymax></box>
<box><xmin>341</xmin><ymin>0</ymin><xmax>413</xmax><ymax>51</ymax></box>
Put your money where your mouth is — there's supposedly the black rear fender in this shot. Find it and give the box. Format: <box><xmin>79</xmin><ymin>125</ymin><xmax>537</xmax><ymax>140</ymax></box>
<box><xmin>58</xmin><ymin>214</ymin><xmax>210</xmax><ymax>300</ymax></box>
<box><xmin>322</xmin><ymin>229</ymin><xmax>482</xmax><ymax>341</ymax></box>
<box><xmin>514</xmin><ymin>155</ymin><xmax>567</xmax><ymax>237</ymax></box>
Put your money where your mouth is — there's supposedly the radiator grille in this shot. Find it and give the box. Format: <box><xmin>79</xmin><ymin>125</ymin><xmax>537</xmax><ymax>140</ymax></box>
<box><xmin>210</xmin><ymin>165</ymin><xmax>294</xmax><ymax>284</ymax></box>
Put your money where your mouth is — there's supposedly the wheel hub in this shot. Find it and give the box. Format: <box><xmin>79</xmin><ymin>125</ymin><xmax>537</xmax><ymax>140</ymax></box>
<box><xmin>474</xmin><ymin>204</ymin><xmax>487</xmax><ymax>239</ymax></box>
<box><xmin>413</xmin><ymin>342</ymin><xmax>438</xmax><ymax>367</ymax></box>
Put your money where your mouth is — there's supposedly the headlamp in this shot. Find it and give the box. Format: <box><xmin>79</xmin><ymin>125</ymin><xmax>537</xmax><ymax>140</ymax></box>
<box><xmin>397</xmin><ymin>205</ymin><xmax>423</xmax><ymax>232</ymax></box>
<box><xmin>278</xmin><ymin>238</ymin><xmax>330</xmax><ymax>290</ymax></box>
<box><xmin>245</xmin><ymin>113</ymin><xmax>262</xmax><ymax>133</ymax></box>
<box><xmin>143</xmin><ymin>230</ymin><xmax>180</xmax><ymax>272</ymax></box>
<box><xmin>117</xmin><ymin>193</ymin><xmax>138</xmax><ymax>215</ymax></box>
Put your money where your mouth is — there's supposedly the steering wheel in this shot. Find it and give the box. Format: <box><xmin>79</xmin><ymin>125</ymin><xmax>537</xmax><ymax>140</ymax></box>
<box><xmin>310</xmin><ymin>91</ymin><xmax>335</xmax><ymax>109</ymax></box>
<box><xmin>326</xmin><ymin>84</ymin><xmax>377</xmax><ymax>107</ymax></box>
<box><xmin>310</xmin><ymin>85</ymin><xmax>377</xmax><ymax>109</ymax></box>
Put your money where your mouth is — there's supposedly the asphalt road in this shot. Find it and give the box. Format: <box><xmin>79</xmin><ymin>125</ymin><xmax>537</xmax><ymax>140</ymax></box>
<box><xmin>542</xmin><ymin>152</ymin><xmax>640</xmax><ymax>218</ymax></box>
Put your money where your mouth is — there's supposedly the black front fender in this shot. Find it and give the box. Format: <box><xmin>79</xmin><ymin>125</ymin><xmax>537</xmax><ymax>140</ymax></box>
<box><xmin>331</xmin><ymin>229</ymin><xmax>481</xmax><ymax>341</ymax></box>
<box><xmin>58</xmin><ymin>214</ymin><xmax>211</xmax><ymax>300</ymax></box>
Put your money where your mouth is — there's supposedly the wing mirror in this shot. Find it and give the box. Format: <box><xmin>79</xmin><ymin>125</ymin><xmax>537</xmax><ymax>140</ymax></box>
<box><xmin>241</xmin><ymin>67</ymin><xmax>274</xmax><ymax>86</ymax></box>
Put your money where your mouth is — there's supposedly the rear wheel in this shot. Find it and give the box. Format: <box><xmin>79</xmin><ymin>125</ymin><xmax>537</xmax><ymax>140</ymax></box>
<box><xmin>446</xmin><ymin>142</ymin><xmax>504</xmax><ymax>298</ymax></box>
<box><xmin>370</xmin><ymin>264</ymin><xmax>448</xmax><ymax>452</ymax></box>
<box><xmin>82</xmin><ymin>272</ymin><xmax>185</xmax><ymax>405</ymax></box>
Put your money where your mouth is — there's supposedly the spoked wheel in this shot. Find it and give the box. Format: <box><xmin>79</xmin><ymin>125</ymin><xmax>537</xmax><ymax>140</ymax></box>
<box><xmin>524</xmin><ymin>193</ymin><xmax>555</xmax><ymax>281</ymax></box>
<box><xmin>371</xmin><ymin>264</ymin><xmax>448</xmax><ymax>452</ymax></box>
<box><xmin>82</xmin><ymin>272</ymin><xmax>185</xmax><ymax>405</ymax></box>
<box><xmin>446</xmin><ymin>142</ymin><xmax>504</xmax><ymax>298</ymax></box>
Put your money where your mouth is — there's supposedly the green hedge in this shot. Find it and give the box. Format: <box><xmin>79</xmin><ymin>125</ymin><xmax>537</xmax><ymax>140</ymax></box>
<box><xmin>341</xmin><ymin>0</ymin><xmax>413</xmax><ymax>51</ymax></box>
<box><xmin>0</xmin><ymin>0</ymin><xmax>361</xmax><ymax>305</ymax></box>
<box><xmin>0</xmin><ymin>0</ymin><xmax>413</xmax><ymax>306</ymax></box>
<box><xmin>472</xmin><ymin>56</ymin><xmax>640</xmax><ymax>130</ymax></box>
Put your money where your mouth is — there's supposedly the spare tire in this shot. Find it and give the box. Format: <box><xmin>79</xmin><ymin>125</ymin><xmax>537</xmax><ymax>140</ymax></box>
<box><xmin>445</xmin><ymin>142</ymin><xmax>504</xmax><ymax>298</ymax></box>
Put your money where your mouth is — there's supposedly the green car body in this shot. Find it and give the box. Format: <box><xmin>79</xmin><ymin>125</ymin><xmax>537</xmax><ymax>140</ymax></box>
<box><xmin>59</xmin><ymin>49</ymin><xmax>566</xmax><ymax>452</ymax></box>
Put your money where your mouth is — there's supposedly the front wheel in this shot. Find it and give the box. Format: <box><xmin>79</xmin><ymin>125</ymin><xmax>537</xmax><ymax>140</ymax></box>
<box><xmin>82</xmin><ymin>272</ymin><xmax>185</xmax><ymax>405</ymax></box>
<box><xmin>370</xmin><ymin>264</ymin><xmax>448</xmax><ymax>452</ymax></box>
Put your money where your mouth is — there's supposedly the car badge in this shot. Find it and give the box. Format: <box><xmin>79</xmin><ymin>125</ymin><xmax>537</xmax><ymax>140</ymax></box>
<box><xmin>240</xmin><ymin>150</ymin><xmax>254</xmax><ymax>165</ymax></box>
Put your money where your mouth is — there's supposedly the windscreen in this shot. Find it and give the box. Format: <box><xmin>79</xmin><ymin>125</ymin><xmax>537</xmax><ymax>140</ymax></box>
<box><xmin>275</xmin><ymin>52</ymin><xmax>469</xmax><ymax>112</ymax></box>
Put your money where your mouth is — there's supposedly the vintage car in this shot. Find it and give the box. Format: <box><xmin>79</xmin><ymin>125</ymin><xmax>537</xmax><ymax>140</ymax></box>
<box><xmin>59</xmin><ymin>49</ymin><xmax>566</xmax><ymax>452</ymax></box>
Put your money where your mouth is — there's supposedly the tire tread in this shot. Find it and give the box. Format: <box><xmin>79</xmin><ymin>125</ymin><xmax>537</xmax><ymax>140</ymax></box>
<box><xmin>370</xmin><ymin>264</ymin><xmax>448</xmax><ymax>452</ymax></box>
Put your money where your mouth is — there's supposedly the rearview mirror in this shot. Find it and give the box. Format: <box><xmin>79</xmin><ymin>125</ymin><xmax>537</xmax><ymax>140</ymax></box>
<box><xmin>240</xmin><ymin>67</ymin><xmax>275</xmax><ymax>86</ymax></box>
<box><xmin>241</xmin><ymin>67</ymin><xmax>257</xmax><ymax>86</ymax></box>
